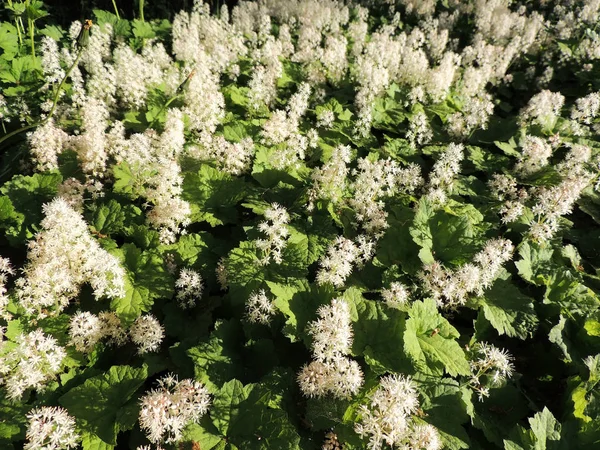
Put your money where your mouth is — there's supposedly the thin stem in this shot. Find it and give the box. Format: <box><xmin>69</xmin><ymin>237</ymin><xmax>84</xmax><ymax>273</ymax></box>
<box><xmin>139</xmin><ymin>0</ymin><xmax>145</xmax><ymax>22</ymax></box>
<box><xmin>17</xmin><ymin>17</ymin><xmax>26</xmax><ymax>47</ymax></box>
<box><xmin>14</xmin><ymin>18</ymin><xmax>23</xmax><ymax>47</ymax></box>
<box><xmin>111</xmin><ymin>0</ymin><xmax>121</xmax><ymax>20</ymax></box>
<box><xmin>29</xmin><ymin>18</ymin><xmax>35</xmax><ymax>58</ymax></box>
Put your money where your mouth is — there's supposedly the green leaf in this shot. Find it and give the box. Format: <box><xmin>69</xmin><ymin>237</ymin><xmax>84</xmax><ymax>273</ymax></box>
<box><xmin>224</xmin><ymin>241</ymin><xmax>264</xmax><ymax>299</ymax></box>
<box><xmin>110</xmin><ymin>244</ymin><xmax>173</xmax><ymax>324</ymax></box>
<box><xmin>471</xmin><ymin>276</ymin><xmax>538</xmax><ymax>339</ymax></box>
<box><xmin>504</xmin><ymin>408</ymin><xmax>562</xmax><ymax>450</ymax></box>
<box><xmin>211</xmin><ymin>379</ymin><xmax>253</xmax><ymax>437</ymax></box>
<box><xmin>376</xmin><ymin>204</ymin><xmax>422</xmax><ymax>275</ymax></box>
<box><xmin>223</xmin><ymin>123</ymin><xmax>250</xmax><ymax>142</ymax></box>
<box><xmin>413</xmin><ymin>375</ymin><xmax>472</xmax><ymax>449</ymax></box>
<box><xmin>268</xmin><ymin>280</ymin><xmax>332</xmax><ymax>342</ymax></box>
<box><xmin>112</xmin><ymin>162</ymin><xmax>138</xmax><ymax>197</ymax></box>
<box><xmin>0</xmin><ymin>23</ymin><xmax>19</xmax><ymax>59</ymax></box>
<box><xmin>548</xmin><ymin>315</ymin><xmax>572</xmax><ymax>362</ymax></box>
<box><xmin>91</xmin><ymin>200</ymin><xmax>125</xmax><ymax>235</ymax></box>
<box><xmin>132</xmin><ymin>19</ymin><xmax>155</xmax><ymax>39</ymax></box>
<box><xmin>187</xmin><ymin>320</ymin><xmax>243</xmax><ymax>392</ymax></box>
<box><xmin>0</xmin><ymin>172</ymin><xmax>62</xmax><ymax>243</ymax></box>
<box><xmin>494</xmin><ymin>139</ymin><xmax>521</xmax><ymax>157</ymax></box>
<box><xmin>93</xmin><ymin>9</ymin><xmax>130</xmax><ymax>36</ymax></box>
<box><xmin>182</xmin><ymin>418</ymin><xmax>224</xmax><ymax>450</ymax></box>
<box><xmin>182</xmin><ymin>164</ymin><xmax>247</xmax><ymax>226</ymax></box>
<box><xmin>211</xmin><ymin>376</ymin><xmax>301</xmax><ymax>449</ymax></box>
<box><xmin>81</xmin><ymin>433</ymin><xmax>114</xmax><ymax>450</ymax></box>
<box><xmin>59</xmin><ymin>365</ymin><xmax>148</xmax><ymax>446</ymax></box>
<box><xmin>410</xmin><ymin>199</ymin><xmax>483</xmax><ymax>267</ymax></box>
<box><xmin>403</xmin><ymin>299</ymin><xmax>470</xmax><ymax>376</ymax></box>
<box><xmin>346</xmin><ymin>287</ymin><xmax>412</xmax><ymax>374</ymax></box>
<box><xmin>0</xmin><ymin>395</ymin><xmax>27</xmax><ymax>441</ymax></box>
<box><xmin>515</xmin><ymin>241</ymin><xmax>555</xmax><ymax>285</ymax></box>
<box><xmin>40</xmin><ymin>24</ymin><xmax>64</xmax><ymax>40</ymax></box>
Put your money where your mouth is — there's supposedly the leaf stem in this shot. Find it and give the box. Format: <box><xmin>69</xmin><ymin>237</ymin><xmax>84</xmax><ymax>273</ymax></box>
<box><xmin>29</xmin><ymin>18</ymin><xmax>35</xmax><ymax>58</ymax></box>
<box><xmin>111</xmin><ymin>0</ymin><xmax>121</xmax><ymax>20</ymax></box>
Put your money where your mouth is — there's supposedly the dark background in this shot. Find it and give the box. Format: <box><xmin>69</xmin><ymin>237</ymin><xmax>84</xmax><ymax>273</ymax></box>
<box><xmin>39</xmin><ymin>0</ymin><xmax>240</xmax><ymax>25</ymax></box>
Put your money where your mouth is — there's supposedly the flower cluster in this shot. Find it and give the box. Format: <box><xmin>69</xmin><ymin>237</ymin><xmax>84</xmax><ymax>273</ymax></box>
<box><xmin>129</xmin><ymin>314</ymin><xmax>165</xmax><ymax>355</ymax></box>
<box><xmin>425</xmin><ymin>143</ymin><xmax>464</xmax><ymax>205</ymax></box>
<box><xmin>139</xmin><ymin>374</ymin><xmax>211</xmax><ymax>444</ymax></box>
<box><xmin>298</xmin><ymin>298</ymin><xmax>363</xmax><ymax>399</ymax></box>
<box><xmin>514</xmin><ymin>135</ymin><xmax>553</xmax><ymax>176</ymax></box>
<box><xmin>316</xmin><ymin>235</ymin><xmax>375</xmax><ymax>287</ymax></box>
<box><xmin>189</xmin><ymin>134</ymin><xmax>255</xmax><ymax>175</ymax></box>
<box><xmin>25</xmin><ymin>406</ymin><xmax>80</xmax><ymax>450</ymax></box>
<box><xmin>354</xmin><ymin>374</ymin><xmax>441</xmax><ymax>450</ymax></box>
<box><xmin>0</xmin><ymin>329</ymin><xmax>66</xmax><ymax>400</ymax></box>
<box><xmin>261</xmin><ymin>83</ymin><xmax>317</xmax><ymax>169</ymax></box>
<box><xmin>68</xmin><ymin>311</ymin><xmax>127</xmax><ymax>353</ymax></box>
<box><xmin>468</xmin><ymin>342</ymin><xmax>515</xmax><ymax>401</ymax></box>
<box><xmin>307</xmin><ymin>144</ymin><xmax>351</xmax><ymax>210</ymax></box>
<box><xmin>175</xmin><ymin>268</ymin><xmax>204</xmax><ymax>309</ymax></box>
<box><xmin>381</xmin><ymin>281</ymin><xmax>411</xmax><ymax>309</ymax></box>
<box><xmin>519</xmin><ymin>90</ymin><xmax>565</xmax><ymax>130</ymax></box>
<box><xmin>350</xmin><ymin>157</ymin><xmax>423</xmax><ymax>235</ymax></box>
<box><xmin>15</xmin><ymin>198</ymin><xmax>126</xmax><ymax>318</ymax></box>
<box><xmin>0</xmin><ymin>256</ymin><xmax>14</xmax><ymax>320</ymax></box>
<box><xmin>255</xmin><ymin>203</ymin><xmax>291</xmax><ymax>265</ymax></box>
<box><xmin>419</xmin><ymin>238</ymin><xmax>514</xmax><ymax>309</ymax></box>
<box><xmin>246</xmin><ymin>289</ymin><xmax>276</xmax><ymax>324</ymax></box>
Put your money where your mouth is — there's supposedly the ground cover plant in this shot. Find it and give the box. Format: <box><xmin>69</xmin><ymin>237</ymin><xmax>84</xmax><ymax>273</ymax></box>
<box><xmin>1</xmin><ymin>0</ymin><xmax>600</xmax><ymax>448</ymax></box>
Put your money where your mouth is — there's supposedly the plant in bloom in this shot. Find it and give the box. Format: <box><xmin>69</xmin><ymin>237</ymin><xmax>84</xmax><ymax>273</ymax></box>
<box><xmin>254</xmin><ymin>203</ymin><xmax>291</xmax><ymax>265</ymax></box>
<box><xmin>0</xmin><ymin>0</ymin><xmax>599</xmax><ymax>448</ymax></box>
<box><xmin>138</xmin><ymin>374</ymin><xmax>211</xmax><ymax>444</ymax></box>
<box><xmin>129</xmin><ymin>314</ymin><xmax>165</xmax><ymax>354</ymax></box>
<box><xmin>175</xmin><ymin>268</ymin><xmax>204</xmax><ymax>309</ymax></box>
<box><xmin>354</xmin><ymin>374</ymin><xmax>441</xmax><ymax>450</ymax></box>
<box><xmin>25</xmin><ymin>406</ymin><xmax>80</xmax><ymax>450</ymax></box>
<box><xmin>246</xmin><ymin>289</ymin><xmax>276</xmax><ymax>324</ymax></box>
<box><xmin>468</xmin><ymin>342</ymin><xmax>515</xmax><ymax>401</ymax></box>
<box><xmin>0</xmin><ymin>329</ymin><xmax>66</xmax><ymax>400</ymax></box>
<box><xmin>14</xmin><ymin>198</ymin><xmax>126</xmax><ymax>319</ymax></box>
<box><xmin>298</xmin><ymin>298</ymin><xmax>363</xmax><ymax>399</ymax></box>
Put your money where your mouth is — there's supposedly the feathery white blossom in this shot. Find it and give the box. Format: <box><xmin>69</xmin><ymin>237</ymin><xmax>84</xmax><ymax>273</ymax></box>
<box><xmin>130</xmin><ymin>315</ymin><xmax>164</xmax><ymax>354</ymax></box>
<box><xmin>68</xmin><ymin>311</ymin><xmax>127</xmax><ymax>353</ymax></box>
<box><xmin>316</xmin><ymin>237</ymin><xmax>360</xmax><ymax>287</ymax></box>
<box><xmin>25</xmin><ymin>406</ymin><xmax>80</xmax><ymax>450</ymax></box>
<box><xmin>469</xmin><ymin>342</ymin><xmax>515</xmax><ymax>400</ymax></box>
<box><xmin>355</xmin><ymin>374</ymin><xmax>441</xmax><ymax>450</ymax></box>
<box><xmin>139</xmin><ymin>374</ymin><xmax>211</xmax><ymax>444</ymax></box>
<box><xmin>175</xmin><ymin>268</ymin><xmax>204</xmax><ymax>309</ymax></box>
<box><xmin>419</xmin><ymin>238</ymin><xmax>514</xmax><ymax>308</ymax></box>
<box><xmin>426</xmin><ymin>143</ymin><xmax>464</xmax><ymax>203</ymax></box>
<box><xmin>308</xmin><ymin>298</ymin><xmax>353</xmax><ymax>362</ymax></box>
<box><xmin>307</xmin><ymin>144</ymin><xmax>351</xmax><ymax>210</ymax></box>
<box><xmin>0</xmin><ymin>329</ymin><xmax>66</xmax><ymax>400</ymax></box>
<box><xmin>246</xmin><ymin>289</ymin><xmax>276</xmax><ymax>324</ymax></box>
<box><xmin>381</xmin><ymin>282</ymin><xmax>410</xmax><ymax>308</ymax></box>
<box><xmin>520</xmin><ymin>90</ymin><xmax>565</xmax><ymax>130</ymax></box>
<box><xmin>0</xmin><ymin>256</ymin><xmax>14</xmax><ymax>321</ymax></box>
<box><xmin>255</xmin><ymin>203</ymin><xmax>291</xmax><ymax>265</ymax></box>
<box><xmin>298</xmin><ymin>298</ymin><xmax>363</xmax><ymax>399</ymax></box>
<box><xmin>515</xmin><ymin>135</ymin><xmax>552</xmax><ymax>175</ymax></box>
<box><xmin>350</xmin><ymin>157</ymin><xmax>423</xmax><ymax>235</ymax></box>
<box><xmin>15</xmin><ymin>198</ymin><xmax>126</xmax><ymax>318</ymax></box>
